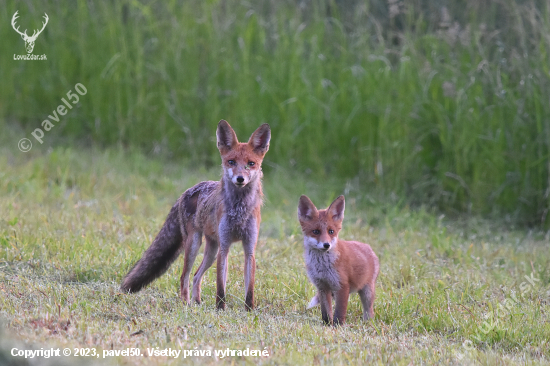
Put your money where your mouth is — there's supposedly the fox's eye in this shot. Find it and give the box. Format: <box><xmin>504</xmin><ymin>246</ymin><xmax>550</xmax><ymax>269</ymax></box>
<box><xmin>312</xmin><ymin>229</ymin><xmax>320</xmax><ymax>235</ymax></box>
<box><xmin>328</xmin><ymin>229</ymin><xmax>334</xmax><ymax>234</ymax></box>
<box><xmin>248</xmin><ymin>161</ymin><xmax>255</xmax><ymax>167</ymax></box>
<box><xmin>228</xmin><ymin>160</ymin><xmax>236</xmax><ymax>166</ymax></box>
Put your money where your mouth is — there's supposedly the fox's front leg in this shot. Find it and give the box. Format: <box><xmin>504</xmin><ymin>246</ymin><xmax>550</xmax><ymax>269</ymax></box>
<box><xmin>216</xmin><ymin>219</ymin><xmax>232</xmax><ymax>310</ymax></box>
<box><xmin>333</xmin><ymin>285</ymin><xmax>350</xmax><ymax>326</ymax></box>
<box><xmin>243</xmin><ymin>252</ymin><xmax>256</xmax><ymax>310</ymax></box>
<box><xmin>216</xmin><ymin>246</ymin><xmax>230</xmax><ymax>310</ymax></box>
<box><xmin>242</xmin><ymin>217</ymin><xmax>259</xmax><ymax>311</ymax></box>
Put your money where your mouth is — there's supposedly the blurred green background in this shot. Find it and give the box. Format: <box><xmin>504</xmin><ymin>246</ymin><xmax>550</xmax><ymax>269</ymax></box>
<box><xmin>1</xmin><ymin>0</ymin><xmax>549</xmax><ymax>227</ymax></box>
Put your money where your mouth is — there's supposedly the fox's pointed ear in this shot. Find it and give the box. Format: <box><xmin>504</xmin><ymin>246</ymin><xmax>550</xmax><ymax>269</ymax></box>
<box><xmin>298</xmin><ymin>195</ymin><xmax>318</xmax><ymax>222</ymax></box>
<box><xmin>327</xmin><ymin>195</ymin><xmax>345</xmax><ymax>222</ymax></box>
<box><xmin>248</xmin><ymin>123</ymin><xmax>271</xmax><ymax>155</ymax></box>
<box><xmin>217</xmin><ymin>120</ymin><xmax>238</xmax><ymax>153</ymax></box>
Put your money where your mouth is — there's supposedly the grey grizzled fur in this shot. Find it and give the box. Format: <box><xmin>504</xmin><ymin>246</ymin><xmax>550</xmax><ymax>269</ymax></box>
<box><xmin>120</xmin><ymin>121</ymin><xmax>270</xmax><ymax>311</ymax></box>
<box><xmin>304</xmin><ymin>247</ymin><xmax>341</xmax><ymax>292</ymax></box>
<box><xmin>220</xmin><ymin>176</ymin><xmax>261</xmax><ymax>234</ymax></box>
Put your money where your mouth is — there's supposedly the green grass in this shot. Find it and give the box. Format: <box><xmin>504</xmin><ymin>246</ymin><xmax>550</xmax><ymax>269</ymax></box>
<box><xmin>1</xmin><ymin>132</ymin><xmax>549</xmax><ymax>365</ymax></box>
<box><xmin>1</xmin><ymin>0</ymin><xmax>549</xmax><ymax>226</ymax></box>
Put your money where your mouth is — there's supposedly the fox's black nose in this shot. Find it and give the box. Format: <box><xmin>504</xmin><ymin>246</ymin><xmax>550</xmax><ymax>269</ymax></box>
<box><xmin>236</xmin><ymin>176</ymin><xmax>244</xmax><ymax>183</ymax></box>
<box><xmin>323</xmin><ymin>243</ymin><xmax>330</xmax><ymax>249</ymax></box>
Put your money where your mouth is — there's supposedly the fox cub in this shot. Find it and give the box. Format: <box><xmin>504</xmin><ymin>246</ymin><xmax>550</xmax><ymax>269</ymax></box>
<box><xmin>298</xmin><ymin>195</ymin><xmax>379</xmax><ymax>325</ymax></box>
<box><xmin>121</xmin><ymin>120</ymin><xmax>271</xmax><ymax>311</ymax></box>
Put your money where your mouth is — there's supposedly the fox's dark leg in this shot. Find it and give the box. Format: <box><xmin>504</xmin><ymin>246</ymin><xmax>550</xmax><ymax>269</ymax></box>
<box><xmin>243</xmin><ymin>251</ymin><xmax>256</xmax><ymax>311</ymax></box>
<box><xmin>216</xmin><ymin>217</ymin><xmax>233</xmax><ymax>310</ymax></box>
<box><xmin>242</xmin><ymin>216</ymin><xmax>259</xmax><ymax>311</ymax></box>
<box><xmin>216</xmin><ymin>247</ymin><xmax>230</xmax><ymax>310</ymax></box>
<box><xmin>192</xmin><ymin>235</ymin><xmax>218</xmax><ymax>304</ymax></box>
<box><xmin>180</xmin><ymin>231</ymin><xmax>202</xmax><ymax>305</ymax></box>
<box><xmin>333</xmin><ymin>285</ymin><xmax>350</xmax><ymax>326</ymax></box>
<box><xmin>319</xmin><ymin>290</ymin><xmax>333</xmax><ymax>325</ymax></box>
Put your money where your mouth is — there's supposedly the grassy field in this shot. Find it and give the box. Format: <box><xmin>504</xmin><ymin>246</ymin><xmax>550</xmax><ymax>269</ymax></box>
<box><xmin>1</xmin><ymin>131</ymin><xmax>550</xmax><ymax>365</ymax></box>
<box><xmin>1</xmin><ymin>0</ymin><xmax>549</xmax><ymax>226</ymax></box>
<box><xmin>1</xmin><ymin>0</ymin><xmax>550</xmax><ymax>364</ymax></box>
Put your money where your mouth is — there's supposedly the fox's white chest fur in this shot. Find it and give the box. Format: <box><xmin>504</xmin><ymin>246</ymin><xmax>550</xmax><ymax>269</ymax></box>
<box><xmin>304</xmin><ymin>246</ymin><xmax>341</xmax><ymax>292</ymax></box>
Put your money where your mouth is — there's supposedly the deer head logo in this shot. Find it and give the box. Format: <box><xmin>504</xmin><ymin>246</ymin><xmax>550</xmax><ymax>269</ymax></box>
<box><xmin>11</xmin><ymin>11</ymin><xmax>49</xmax><ymax>54</ymax></box>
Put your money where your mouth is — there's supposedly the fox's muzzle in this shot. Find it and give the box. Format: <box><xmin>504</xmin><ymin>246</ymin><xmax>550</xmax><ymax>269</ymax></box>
<box><xmin>232</xmin><ymin>174</ymin><xmax>248</xmax><ymax>187</ymax></box>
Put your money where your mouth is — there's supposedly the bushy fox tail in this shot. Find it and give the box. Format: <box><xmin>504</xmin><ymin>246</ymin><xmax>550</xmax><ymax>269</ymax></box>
<box><xmin>120</xmin><ymin>203</ymin><xmax>184</xmax><ymax>293</ymax></box>
<box><xmin>307</xmin><ymin>294</ymin><xmax>320</xmax><ymax>309</ymax></box>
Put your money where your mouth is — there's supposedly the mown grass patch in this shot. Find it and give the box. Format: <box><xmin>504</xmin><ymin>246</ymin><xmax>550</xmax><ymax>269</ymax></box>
<box><xmin>1</xmin><ymin>138</ymin><xmax>549</xmax><ymax>364</ymax></box>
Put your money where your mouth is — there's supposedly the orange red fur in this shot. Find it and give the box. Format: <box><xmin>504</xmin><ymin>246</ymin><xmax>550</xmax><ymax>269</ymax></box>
<box><xmin>298</xmin><ymin>195</ymin><xmax>379</xmax><ymax>325</ymax></box>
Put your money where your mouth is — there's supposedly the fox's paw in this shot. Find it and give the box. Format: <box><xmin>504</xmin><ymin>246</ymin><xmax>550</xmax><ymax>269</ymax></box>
<box><xmin>307</xmin><ymin>294</ymin><xmax>320</xmax><ymax>309</ymax></box>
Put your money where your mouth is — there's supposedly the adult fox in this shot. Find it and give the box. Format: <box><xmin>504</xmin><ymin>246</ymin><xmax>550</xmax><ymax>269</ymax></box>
<box><xmin>121</xmin><ymin>120</ymin><xmax>271</xmax><ymax>310</ymax></box>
